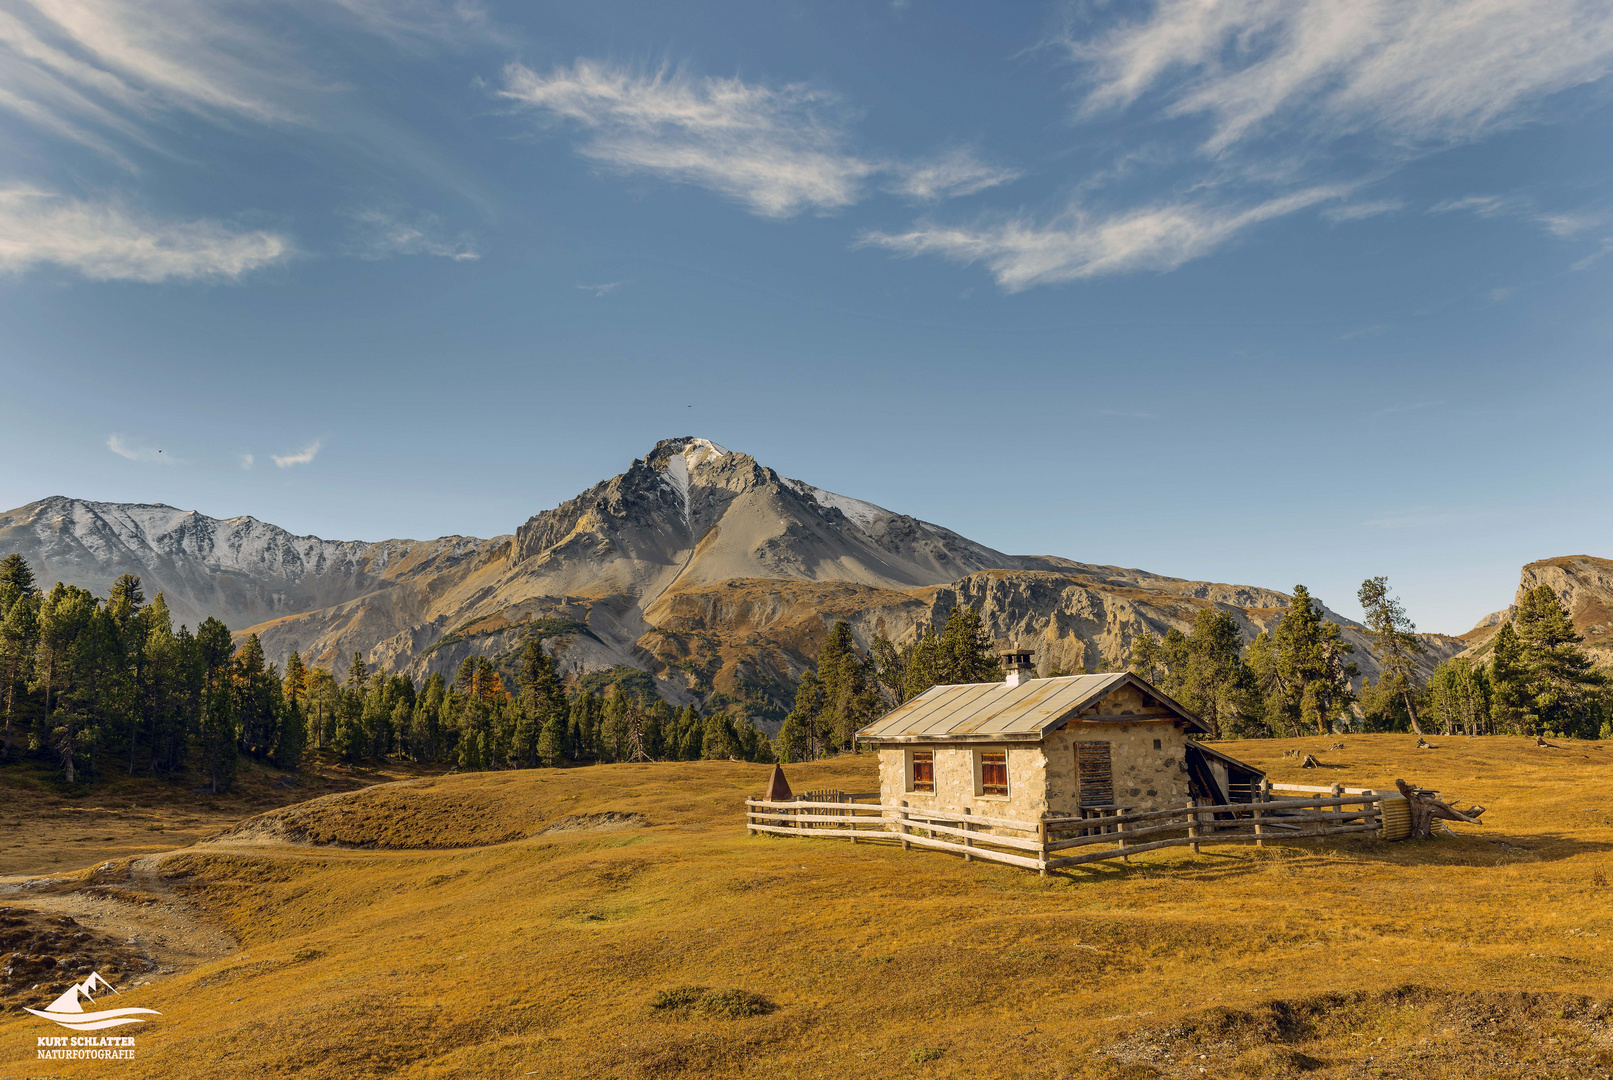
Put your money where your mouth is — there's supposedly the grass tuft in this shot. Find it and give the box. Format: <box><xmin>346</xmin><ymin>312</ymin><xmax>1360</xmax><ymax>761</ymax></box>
<box><xmin>649</xmin><ymin>985</ymin><xmax>775</xmax><ymax>1019</ymax></box>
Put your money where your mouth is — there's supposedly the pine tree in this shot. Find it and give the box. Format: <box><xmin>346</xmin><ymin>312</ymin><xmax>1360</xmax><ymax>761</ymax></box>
<box><xmin>195</xmin><ymin>617</ymin><xmax>238</xmax><ymax>792</ymax></box>
<box><xmin>1513</xmin><ymin>585</ymin><xmax>1604</xmax><ymax>736</ymax></box>
<box><xmin>702</xmin><ymin>710</ymin><xmax>737</xmax><ymax>759</ymax></box>
<box><xmin>1248</xmin><ymin>586</ymin><xmax>1358</xmax><ymax>736</ymax></box>
<box><xmin>283</xmin><ymin>652</ymin><xmax>308</xmax><ymax>709</ymax></box>
<box><xmin>233</xmin><ymin>634</ymin><xmax>278</xmax><ymax>758</ymax></box>
<box><xmin>1488</xmin><ymin>620</ymin><xmax>1529</xmax><ymax>733</ymax></box>
<box><xmin>516</xmin><ymin>639</ymin><xmax>567</xmax><ymax>767</ymax></box>
<box><xmin>0</xmin><ymin>580</ymin><xmax>39</xmax><ymax>759</ymax></box>
<box><xmin>0</xmin><ymin>553</ymin><xmax>35</xmax><ymax>595</ymax></box>
<box><xmin>900</xmin><ymin>607</ymin><xmax>1001</xmax><ymax>701</ymax></box>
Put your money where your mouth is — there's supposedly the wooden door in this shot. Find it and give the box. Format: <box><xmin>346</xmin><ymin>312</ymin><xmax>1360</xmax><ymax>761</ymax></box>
<box><xmin>1075</xmin><ymin>741</ymin><xmax>1113</xmax><ymax>807</ymax></box>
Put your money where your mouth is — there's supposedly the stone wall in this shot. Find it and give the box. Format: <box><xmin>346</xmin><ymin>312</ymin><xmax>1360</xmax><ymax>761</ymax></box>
<box><xmin>1042</xmin><ymin>721</ymin><xmax>1192</xmax><ymax>815</ymax></box>
<box><xmin>876</xmin><ymin>744</ymin><xmax>1048</xmax><ymax>826</ymax></box>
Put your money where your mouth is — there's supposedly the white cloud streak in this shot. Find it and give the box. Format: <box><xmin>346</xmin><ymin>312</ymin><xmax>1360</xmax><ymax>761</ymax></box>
<box><xmin>349</xmin><ymin>208</ymin><xmax>478</xmax><ymax>261</ymax></box>
<box><xmin>861</xmin><ymin>186</ymin><xmax>1343</xmax><ymax>291</ymax></box>
<box><xmin>240</xmin><ymin>453</ymin><xmax>254</xmax><ymax>470</ymax></box>
<box><xmin>888</xmin><ymin>148</ymin><xmax>1021</xmax><ymax>202</ymax></box>
<box><xmin>1069</xmin><ymin>0</ymin><xmax>1613</xmax><ymax>154</ymax></box>
<box><xmin>0</xmin><ymin>0</ymin><xmax>494</xmax><ymax>155</ymax></box>
<box><xmin>106</xmin><ymin>434</ymin><xmax>171</xmax><ymax>462</ymax></box>
<box><xmin>577</xmin><ymin>281</ymin><xmax>621</xmax><ymax>297</ymax></box>
<box><xmin>0</xmin><ymin>188</ymin><xmax>291</xmax><ymax>281</ymax></box>
<box><xmin>272</xmin><ymin>440</ymin><xmax>321</xmax><ymax>467</ymax></box>
<box><xmin>1431</xmin><ymin>192</ymin><xmax>1609</xmax><ymax>240</ymax></box>
<box><xmin>498</xmin><ymin>60</ymin><xmax>878</xmax><ymax>219</ymax></box>
<box><xmin>1323</xmin><ymin>198</ymin><xmax>1402</xmax><ymax>222</ymax></box>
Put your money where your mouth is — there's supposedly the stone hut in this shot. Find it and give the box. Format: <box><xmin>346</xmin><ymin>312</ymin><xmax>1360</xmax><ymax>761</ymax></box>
<box><xmin>855</xmin><ymin>652</ymin><xmax>1265</xmax><ymax>822</ymax></box>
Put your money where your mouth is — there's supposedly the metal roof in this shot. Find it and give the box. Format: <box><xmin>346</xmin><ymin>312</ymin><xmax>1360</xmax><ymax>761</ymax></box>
<box><xmin>856</xmin><ymin>671</ymin><xmax>1207</xmax><ymax>743</ymax></box>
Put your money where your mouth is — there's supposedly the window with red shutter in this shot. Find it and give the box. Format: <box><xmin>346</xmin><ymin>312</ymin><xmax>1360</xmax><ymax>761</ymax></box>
<box><xmin>980</xmin><ymin>750</ymin><xmax>1008</xmax><ymax>796</ymax></box>
<box><xmin>911</xmin><ymin>750</ymin><xmax>934</xmax><ymax>793</ymax></box>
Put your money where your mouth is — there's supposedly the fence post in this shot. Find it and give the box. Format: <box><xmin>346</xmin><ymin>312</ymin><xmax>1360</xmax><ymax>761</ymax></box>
<box><xmin>746</xmin><ymin>798</ymin><xmax>755</xmax><ymax>836</ymax></box>
<box><xmin>1253</xmin><ymin>801</ymin><xmax>1265</xmax><ymax>848</ymax></box>
<box><xmin>900</xmin><ymin>800</ymin><xmax>911</xmax><ymax>851</ymax></box>
<box><xmin>1116</xmin><ymin>811</ymin><xmax>1128</xmax><ymax>863</ymax></box>
<box><xmin>1187</xmin><ymin>798</ymin><xmax>1200</xmax><ymax>855</ymax></box>
<box><xmin>963</xmin><ymin>806</ymin><xmax>974</xmax><ymax>862</ymax></box>
<box><xmin>1038</xmin><ymin>814</ymin><xmax>1049</xmax><ymax>877</ymax></box>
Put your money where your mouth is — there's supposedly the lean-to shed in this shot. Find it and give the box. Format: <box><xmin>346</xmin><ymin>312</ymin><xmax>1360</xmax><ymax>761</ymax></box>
<box><xmin>855</xmin><ymin>652</ymin><xmax>1265</xmax><ymax>822</ymax></box>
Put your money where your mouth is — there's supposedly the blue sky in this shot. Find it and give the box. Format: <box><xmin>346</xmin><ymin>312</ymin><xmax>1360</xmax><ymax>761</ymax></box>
<box><xmin>2</xmin><ymin>1</ymin><xmax>1612</xmax><ymax>634</ymax></box>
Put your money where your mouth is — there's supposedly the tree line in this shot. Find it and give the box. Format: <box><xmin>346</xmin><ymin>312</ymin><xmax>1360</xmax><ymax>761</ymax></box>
<box><xmin>0</xmin><ymin>555</ymin><xmax>778</xmax><ymax>790</ymax></box>
<box><xmin>1129</xmin><ymin>576</ymin><xmax>1611</xmax><ymax>739</ymax></box>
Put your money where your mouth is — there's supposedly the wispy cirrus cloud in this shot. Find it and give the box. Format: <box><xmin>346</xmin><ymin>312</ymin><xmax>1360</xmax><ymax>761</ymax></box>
<box><xmin>1432</xmin><ymin>193</ymin><xmax>1609</xmax><ymax>240</ymax></box>
<box><xmin>499</xmin><ymin>60</ymin><xmax>877</xmax><ymax>218</ymax></box>
<box><xmin>862</xmin><ymin>186</ymin><xmax>1344</xmax><ymax>291</ymax></box>
<box><xmin>577</xmin><ymin>281</ymin><xmax>622</xmax><ymax>297</ymax></box>
<box><xmin>1067</xmin><ymin>0</ymin><xmax>1613</xmax><ymax>155</ymax></box>
<box><xmin>497</xmin><ymin>60</ymin><xmax>1016</xmax><ymax>220</ymax></box>
<box><xmin>0</xmin><ymin>188</ymin><xmax>291</xmax><ymax>282</ymax></box>
<box><xmin>0</xmin><ymin>0</ymin><xmax>494</xmax><ymax>156</ymax></box>
<box><xmin>272</xmin><ymin>440</ymin><xmax>321</xmax><ymax>467</ymax></box>
<box><xmin>348</xmin><ymin>208</ymin><xmax>478</xmax><ymax>261</ymax></box>
<box><xmin>1323</xmin><ymin>199</ymin><xmax>1402</xmax><ymax>223</ymax></box>
<box><xmin>855</xmin><ymin>0</ymin><xmax>1613</xmax><ymax>291</ymax></box>
<box><xmin>106</xmin><ymin>434</ymin><xmax>172</xmax><ymax>462</ymax></box>
<box><xmin>887</xmin><ymin>148</ymin><xmax>1020</xmax><ymax>202</ymax></box>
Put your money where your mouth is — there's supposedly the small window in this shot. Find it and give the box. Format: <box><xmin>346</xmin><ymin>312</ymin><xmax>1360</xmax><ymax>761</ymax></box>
<box><xmin>1153</xmin><ymin>738</ymin><xmax>1162</xmax><ymax>750</ymax></box>
<box><xmin>911</xmin><ymin>750</ymin><xmax>935</xmax><ymax>793</ymax></box>
<box><xmin>980</xmin><ymin>750</ymin><xmax>1008</xmax><ymax>796</ymax></box>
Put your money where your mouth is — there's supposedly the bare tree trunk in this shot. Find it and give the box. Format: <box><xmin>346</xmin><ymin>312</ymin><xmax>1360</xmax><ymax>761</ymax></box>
<box><xmin>1402</xmin><ymin>686</ymin><xmax>1424</xmax><ymax>735</ymax></box>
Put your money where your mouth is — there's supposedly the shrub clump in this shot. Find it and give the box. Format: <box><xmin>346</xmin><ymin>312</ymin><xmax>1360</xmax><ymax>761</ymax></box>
<box><xmin>650</xmin><ymin>985</ymin><xmax>776</xmax><ymax>1019</ymax></box>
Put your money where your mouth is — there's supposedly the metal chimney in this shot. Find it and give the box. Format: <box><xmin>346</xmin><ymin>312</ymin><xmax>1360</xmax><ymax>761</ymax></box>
<box><xmin>1001</xmin><ymin>649</ymin><xmax>1035</xmax><ymax>689</ymax></box>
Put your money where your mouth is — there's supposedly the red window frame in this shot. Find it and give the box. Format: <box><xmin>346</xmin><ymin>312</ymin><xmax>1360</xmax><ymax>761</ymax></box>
<box><xmin>911</xmin><ymin>750</ymin><xmax>934</xmax><ymax>793</ymax></box>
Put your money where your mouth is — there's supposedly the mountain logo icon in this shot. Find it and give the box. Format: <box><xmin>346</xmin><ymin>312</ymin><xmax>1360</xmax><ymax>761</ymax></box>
<box><xmin>23</xmin><ymin>972</ymin><xmax>161</xmax><ymax>1031</ymax></box>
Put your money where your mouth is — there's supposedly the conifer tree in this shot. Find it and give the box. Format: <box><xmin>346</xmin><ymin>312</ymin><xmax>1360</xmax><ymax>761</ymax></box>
<box><xmin>1487</xmin><ymin>620</ymin><xmax>1529</xmax><ymax>734</ymax></box>
<box><xmin>0</xmin><ymin>553</ymin><xmax>35</xmax><ymax>595</ymax></box>
<box><xmin>516</xmin><ymin>639</ymin><xmax>566</xmax><ymax>767</ymax></box>
<box><xmin>1513</xmin><ymin>585</ymin><xmax>1604</xmax><ymax>736</ymax></box>
<box><xmin>0</xmin><ymin>579</ymin><xmax>39</xmax><ymax>759</ymax></box>
<box><xmin>196</xmin><ymin>617</ymin><xmax>238</xmax><ymax>793</ymax></box>
<box><xmin>283</xmin><ymin>652</ymin><xmax>308</xmax><ymax>709</ymax></box>
<box><xmin>233</xmin><ymin>634</ymin><xmax>278</xmax><ymax>758</ymax></box>
<box><xmin>702</xmin><ymin>710</ymin><xmax>737</xmax><ymax>759</ymax></box>
<box><xmin>1248</xmin><ymin>586</ymin><xmax>1357</xmax><ymax>736</ymax></box>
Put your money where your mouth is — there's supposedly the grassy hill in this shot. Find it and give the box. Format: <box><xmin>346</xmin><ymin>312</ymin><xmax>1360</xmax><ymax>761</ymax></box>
<box><xmin>4</xmin><ymin>735</ymin><xmax>1612</xmax><ymax>1079</ymax></box>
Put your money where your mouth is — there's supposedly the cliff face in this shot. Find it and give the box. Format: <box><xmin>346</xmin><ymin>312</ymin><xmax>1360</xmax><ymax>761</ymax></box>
<box><xmin>1459</xmin><ymin>555</ymin><xmax>1613</xmax><ymax>665</ymax></box>
<box><xmin>0</xmin><ymin>436</ymin><xmax>1465</xmax><ymax>724</ymax></box>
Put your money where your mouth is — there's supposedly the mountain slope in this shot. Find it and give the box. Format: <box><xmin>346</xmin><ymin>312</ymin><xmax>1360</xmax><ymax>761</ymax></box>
<box><xmin>0</xmin><ymin>497</ymin><xmax>497</xmax><ymax>632</ymax></box>
<box><xmin>0</xmin><ymin>437</ymin><xmax>1464</xmax><ymax>722</ymax></box>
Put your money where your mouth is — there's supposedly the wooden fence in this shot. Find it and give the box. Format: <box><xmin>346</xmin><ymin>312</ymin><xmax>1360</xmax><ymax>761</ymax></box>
<box><xmin>745</xmin><ymin>785</ymin><xmax>1397</xmax><ymax>875</ymax></box>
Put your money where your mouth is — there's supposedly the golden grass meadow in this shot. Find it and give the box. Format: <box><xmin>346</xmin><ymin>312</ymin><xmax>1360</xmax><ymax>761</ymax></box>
<box><xmin>4</xmin><ymin>734</ymin><xmax>1612</xmax><ymax>1080</ymax></box>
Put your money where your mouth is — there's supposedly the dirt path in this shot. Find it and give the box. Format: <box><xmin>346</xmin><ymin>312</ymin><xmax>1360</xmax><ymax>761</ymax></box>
<box><xmin>0</xmin><ymin>852</ymin><xmax>236</xmax><ymax>987</ymax></box>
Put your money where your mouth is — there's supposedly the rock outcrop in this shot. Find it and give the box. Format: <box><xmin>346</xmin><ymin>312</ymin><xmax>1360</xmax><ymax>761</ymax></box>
<box><xmin>1459</xmin><ymin>555</ymin><xmax>1613</xmax><ymax>665</ymax></box>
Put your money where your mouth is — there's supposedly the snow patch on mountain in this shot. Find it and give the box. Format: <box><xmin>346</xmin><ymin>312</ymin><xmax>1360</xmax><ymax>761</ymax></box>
<box><xmin>781</xmin><ymin>478</ymin><xmax>887</xmax><ymax>531</ymax></box>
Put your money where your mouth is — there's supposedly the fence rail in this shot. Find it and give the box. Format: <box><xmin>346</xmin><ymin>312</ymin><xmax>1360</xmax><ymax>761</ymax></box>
<box><xmin>745</xmin><ymin>789</ymin><xmax>1393</xmax><ymax>875</ymax></box>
